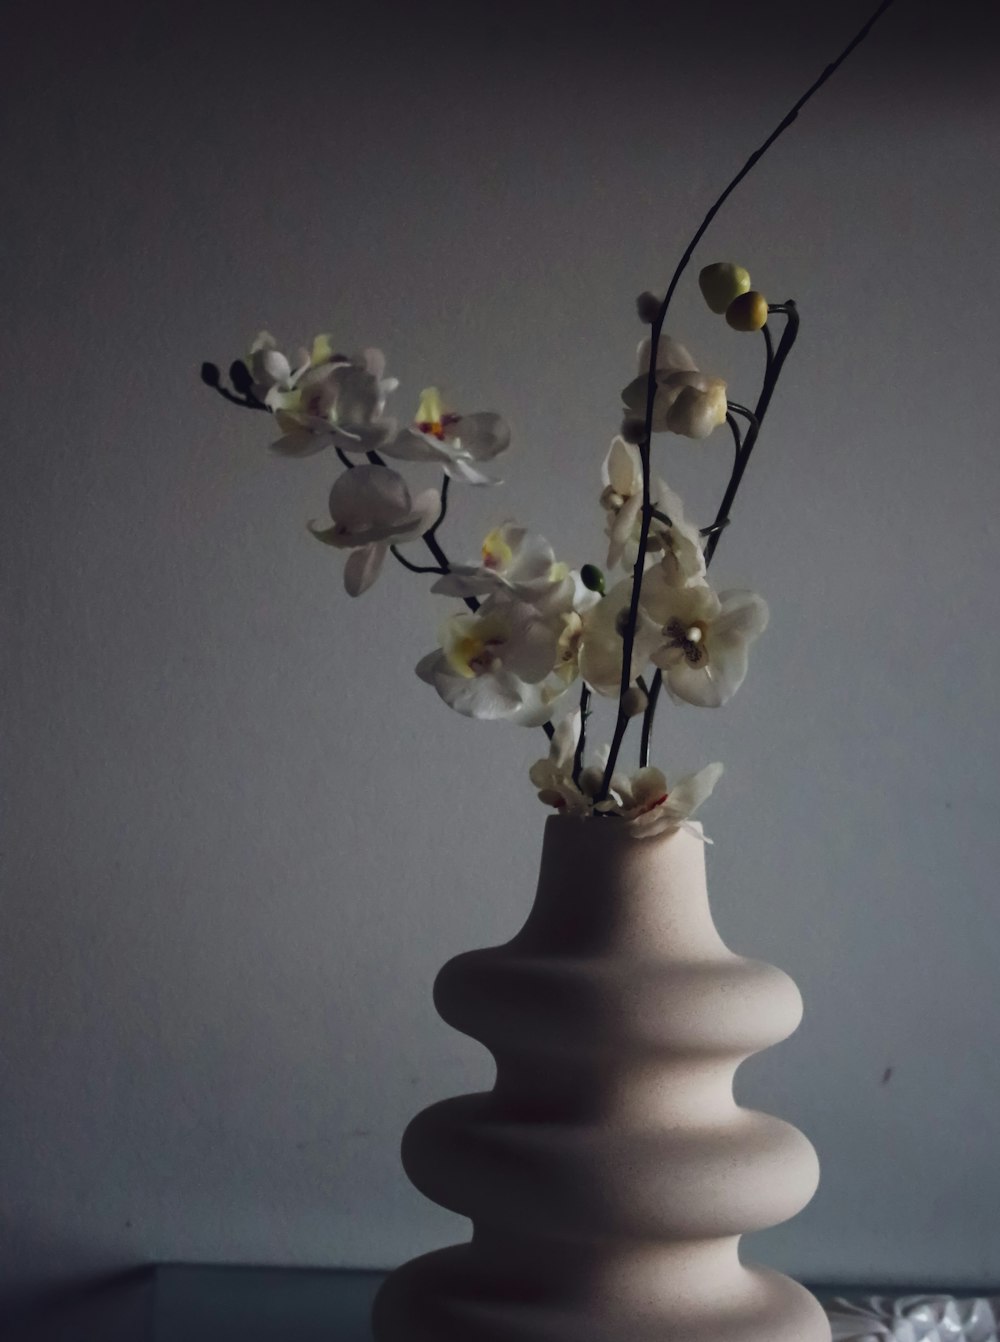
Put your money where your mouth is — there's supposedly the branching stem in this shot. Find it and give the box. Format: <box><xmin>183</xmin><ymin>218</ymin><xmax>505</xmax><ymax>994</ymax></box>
<box><xmin>597</xmin><ymin>0</ymin><xmax>895</xmax><ymax>800</ymax></box>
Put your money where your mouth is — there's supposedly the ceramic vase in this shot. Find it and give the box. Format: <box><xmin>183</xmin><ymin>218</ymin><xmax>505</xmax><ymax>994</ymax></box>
<box><xmin>373</xmin><ymin>816</ymin><xmax>831</xmax><ymax>1342</ymax></box>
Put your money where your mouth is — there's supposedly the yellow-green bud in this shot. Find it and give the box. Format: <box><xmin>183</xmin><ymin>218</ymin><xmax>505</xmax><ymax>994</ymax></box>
<box><xmin>725</xmin><ymin>290</ymin><xmax>769</xmax><ymax>332</ymax></box>
<box><xmin>698</xmin><ymin>261</ymin><xmax>751</xmax><ymax>315</ymax></box>
<box><xmin>636</xmin><ymin>291</ymin><xmax>662</xmax><ymax>323</ymax></box>
<box><xmin>580</xmin><ymin>564</ymin><xmax>605</xmax><ymax>594</ymax></box>
<box><xmin>622</xmin><ymin>686</ymin><xmax>648</xmax><ymax>717</ymax></box>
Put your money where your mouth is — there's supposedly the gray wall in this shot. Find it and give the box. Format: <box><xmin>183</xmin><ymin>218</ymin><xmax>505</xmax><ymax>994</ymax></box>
<box><xmin>3</xmin><ymin>0</ymin><xmax>999</xmax><ymax>1315</ymax></box>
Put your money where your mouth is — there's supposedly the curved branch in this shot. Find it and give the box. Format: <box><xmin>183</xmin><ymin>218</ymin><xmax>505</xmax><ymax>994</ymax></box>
<box><xmin>595</xmin><ymin>0</ymin><xmax>895</xmax><ymax>801</ymax></box>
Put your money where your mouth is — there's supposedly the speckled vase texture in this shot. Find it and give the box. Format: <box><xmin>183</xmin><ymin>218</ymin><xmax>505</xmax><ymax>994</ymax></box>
<box><xmin>373</xmin><ymin>816</ymin><xmax>830</xmax><ymax>1342</ymax></box>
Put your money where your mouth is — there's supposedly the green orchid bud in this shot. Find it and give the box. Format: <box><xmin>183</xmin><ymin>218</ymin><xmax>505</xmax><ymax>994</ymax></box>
<box><xmin>581</xmin><ymin>564</ymin><xmax>605</xmax><ymax>595</ymax></box>
<box><xmin>726</xmin><ymin>290</ymin><xmax>769</xmax><ymax>332</ymax></box>
<box><xmin>698</xmin><ymin>261</ymin><xmax>751</xmax><ymax>315</ymax></box>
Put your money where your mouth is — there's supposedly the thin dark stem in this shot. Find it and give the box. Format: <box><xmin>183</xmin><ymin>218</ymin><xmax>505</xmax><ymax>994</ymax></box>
<box><xmin>748</xmin><ymin>302</ymin><xmax>800</xmax><ymax>427</ymax></box>
<box><xmin>595</xmin><ymin>0</ymin><xmax>894</xmax><ymax>802</ymax></box>
<box><xmin>762</xmin><ymin>322</ymin><xmax>775</xmax><ymax>379</ymax></box>
<box><xmin>727</xmin><ymin>402</ymin><xmax>758</xmax><ymax>423</ymax></box>
<box><xmin>572</xmin><ymin>684</ymin><xmax>591</xmax><ymax>785</ymax></box>
<box><xmin>704</xmin><ymin>306</ymin><xmax>798</xmax><ymax>569</ymax></box>
<box><xmin>726</xmin><ymin>411</ymin><xmax>743</xmax><ymax>463</ymax></box>
<box><xmin>425</xmin><ymin>472</ymin><xmax>451</xmax><ymax>540</ymax></box>
<box><xmin>699</xmin><ymin>517</ymin><xmax>730</xmax><ymax>538</ymax></box>
<box><xmin>211</xmin><ymin>384</ymin><xmax>268</xmax><ymax>412</ymax></box>
<box><xmin>389</xmin><ymin>549</ymin><xmax>446</xmax><ymax>575</ymax></box>
<box><xmin>639</xmin><ymin>670</ymin><xmax>663</xmax><ymax>768</ymax></box>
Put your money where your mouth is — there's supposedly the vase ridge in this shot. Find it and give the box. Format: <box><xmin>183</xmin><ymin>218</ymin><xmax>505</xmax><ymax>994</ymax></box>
<box><xmin>373</xmin><ymin>818</ymin><xmax>831</xmax><ymax>1342</ymax></box>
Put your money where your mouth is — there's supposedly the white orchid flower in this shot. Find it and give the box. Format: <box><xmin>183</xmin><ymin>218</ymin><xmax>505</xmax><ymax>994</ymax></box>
<box><xmin>617</xmin><ymin>762</ymin><xmax>724</xmax><ymax>839</ymax></box>
<box><xmin>578</xmin><ymin>579</ymin><xmax>662</xmax><ymax>698</ymax></box>
<box><xmin>621</xmin><ymin>336</ymin><xmax>727</xmax><ymax>440</ymax></box>
<box><xmin>599</xmin><ymin>439</ymin><xmax>706</xmax><ymax>584</ymax></box>
<box><xmin>309</xmin><ymin>464</ymin><xmax>439</xmax><ymax>597</ymax></box>
<box><xmin>381</xmin><ymin>387</ymin><xmax>510</xmax><ymax>485</ymax></box>
<box><xmin>248</xmin><ymin>331</ymin><xmax>312</xmax><ymax>405</ymax></box>
<box><xmin>528</xmin><ymin>711</ymin><xmax>590</xmax><ymax>812</ymax></box>
<box><xmin>431</xmin><ymin>523</ymin><xmax>580</xmax><ymax>614</ymax></box>
<box><xmin>415</xmin><ymin>591</ymin><xmax>573</xmax><ymax>726</ymax></box>
<box><xmin>645</xmin><ymin>582</ymin><xmax>769</xmax><ymax>707</ymax></box>
<box><xmin>270</xmin><ymin>348</ymin><xmax>399</xmax><ymax>457</ymax></box>
<box><xmin>601</xmin><ymin>436</ymin><xmax>668</xmax><ymax>570</ymax></box>
<box><xmin>530</xmin><ymin>718</ymin><xmax>633</xmax><ymax>815</ymax></box>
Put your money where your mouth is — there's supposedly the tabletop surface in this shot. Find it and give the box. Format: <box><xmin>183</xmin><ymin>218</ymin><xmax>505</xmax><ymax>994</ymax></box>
<box><xmin>5</xmin><ymin>1265</ymin><xmax>998</xmax><ymax>1342</ymax></box>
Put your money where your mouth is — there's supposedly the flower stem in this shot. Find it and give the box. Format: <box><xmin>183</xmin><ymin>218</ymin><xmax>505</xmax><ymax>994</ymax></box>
<box><xmin>572</xmin><ymin>684</ymin><xmax>591</xmax><ymax>785</ymax></box>
<box><xmin>639</xmin><ymin>670</ymin><xmax>662</xmax><ymax>768</ymax></box>
<box><xmin>594</xmin><ymin>0</ymin><xmax>894</xmax><ymax>802</ymax></box>
<box><xmin>638</xmin><ymin>307</ymin><xmax>799</xmax><ymax>762</ymax></box>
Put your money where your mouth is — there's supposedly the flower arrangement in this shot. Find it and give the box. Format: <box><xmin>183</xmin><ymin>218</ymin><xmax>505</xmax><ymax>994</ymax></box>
<box><xmin>202</xmin><ymin>3</ymin><xmax>891</xmax><ymax>842</ymax></box>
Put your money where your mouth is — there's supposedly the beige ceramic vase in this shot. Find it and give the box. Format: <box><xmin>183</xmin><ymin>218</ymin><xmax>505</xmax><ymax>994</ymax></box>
<box><xmin>373</xmin><ymin>816</ymin><xmax>831</xmax><ymax>1342</ymax></box>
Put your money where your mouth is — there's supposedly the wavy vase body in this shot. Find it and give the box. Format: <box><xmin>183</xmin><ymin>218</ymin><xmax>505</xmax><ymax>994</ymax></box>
<box><xmin>373</xmin><ymin>817</ymin><xmax>830</xmax><ymax>1342</ymax></box>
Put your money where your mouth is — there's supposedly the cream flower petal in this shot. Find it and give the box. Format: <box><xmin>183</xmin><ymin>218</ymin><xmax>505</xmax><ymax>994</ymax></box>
<box><xmin>329</xmin><ymin>463</ymin><xmax>410</xmax><ymax>529</ymax></box>
<box><xmin>603</xmin><ymin>436</ymin><xmax>642</xmax><ymax>497</ymax></box>
<box><xmin>608</xmin><ymin>492</ymin><xmax>642</xmax><ymax>569</ymax></box>
<box><xmin>712</xmin><ymin>590</ymin><xmax>770</xmax><ymax>644</ymax></box>
<box><xmin>450</xmin><ymin>412</ymin><xmax>511</xmax><ymax>461</ymax></box>
<box><xmin>343</xmin><ymin>542</ymin><xmax>387</xmax><ymax>597</ymax></box>
<box><xmin>626</xmin><ymin>762</ymin><xmax>724</xmax><ymax>839</ymax></box>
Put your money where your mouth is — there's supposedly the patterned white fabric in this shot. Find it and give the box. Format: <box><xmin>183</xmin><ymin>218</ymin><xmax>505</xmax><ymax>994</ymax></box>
<box><xmin>827</xmin><ymin>1296</ymin><xmax>999</xmax><ymax>1342</ymax></box>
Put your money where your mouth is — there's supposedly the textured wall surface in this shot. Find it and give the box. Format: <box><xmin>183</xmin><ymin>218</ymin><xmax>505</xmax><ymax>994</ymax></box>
<box><xmin>2</xmin><ymin>0</ymin><xmax>999</xmax><ymax>1316</ymax></box>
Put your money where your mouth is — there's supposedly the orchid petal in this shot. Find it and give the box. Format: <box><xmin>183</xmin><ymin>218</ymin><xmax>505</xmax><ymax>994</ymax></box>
<box><xmin>343</xmin><ymin>542</ymin><xmax>387</xmax><ymax>597</ymax></box>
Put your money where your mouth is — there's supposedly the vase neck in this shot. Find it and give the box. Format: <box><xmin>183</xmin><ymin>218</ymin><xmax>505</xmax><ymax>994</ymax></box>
<box><xmin>510</xmin><ymin>817</ymin><xmax>729</xmax><ymax>961</ymax></box>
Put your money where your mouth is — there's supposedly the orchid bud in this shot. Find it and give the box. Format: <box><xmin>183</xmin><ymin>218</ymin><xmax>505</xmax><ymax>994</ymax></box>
<box><xmin>200</xmin><ymin>361</ymin><xmax>221</xmax><ymax>388</ymax></box>
<box><xmin>581</xmin><ymin>564</ymin><xmax>605</xmax><ymax>594</ymax></box>
<box><xmin>636</xmin><ymin>290</ymin><xmax>662</xmax><ymax>323</ymax></box>
<box><xmin>620</xmin><ymin>415</ymin><xmax>646</xmax><ymax>445</ymax></box>
<box><xmin>622</xmin><ymin>686</ymin><xmax>648</xmax><ymax>717</ymax></box>
<box><xmin>229</xmin><ymin>359</ymin><xmax>254</xmax><ymax>394</ymax></box>
<box><xmin>726</xmin><ymin>290</ymin><xmax>769</xmax><ymax>332</ymax></box>
<box><xmin>578</xmin><ymin>766</ymin><xmax>604</xmax><ymax>799</ymax></box>
<box><xmin>698</xmin><ymin>261</ymin><xmax>751</xmax><ymax>314</ymax></box>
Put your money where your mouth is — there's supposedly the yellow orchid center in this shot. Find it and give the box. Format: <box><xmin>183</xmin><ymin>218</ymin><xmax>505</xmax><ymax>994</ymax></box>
<box><xmin>481</xmin><ymin>527</ymin><xmax>514</xmax><ymax>572</ymax></box>
<box><xmin>416</xmin><ymin>387</ymin><xmax>460</xmax><ymax>442</ymax></box>
<box><xmin>442</xmin><ymin>613</ymin><xmax>509</xmax><ymax>678</ymax></box>
<box><xmin>310</xmin><ymin>333</ymin><xmax>346</xmax><ymax>367</ymax></box>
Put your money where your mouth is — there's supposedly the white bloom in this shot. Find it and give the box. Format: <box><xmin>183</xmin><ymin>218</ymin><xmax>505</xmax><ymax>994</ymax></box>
<box><xmin>599</xmin><ymin>438</ymin><xmax>706</xmax><ymax>584</ymax></box>
<box><xmin>621</xmin><ymin>336</ymin><xmax>727</xmax><ymax>440</ymax></box>
<box><xmin>528</xmin><ymin>712</ymin><xmax>590</xmax><ymax>812</ymax></box>
<box><xmin>270</xmin><ymin>347</ymin><xmax>399</xmax><ymax>457</ymax></box>
<box><xmin>382</xmin><ymin>387</ymin><xmax>510</xmax><ymax>485</ymax></box>
<box><xmin>528</xmin><ymin>713</ymin><xmax>723</xmax><ymax>840</ymax></box>
<box><xmin>578</xmin><ymin>579</ymin><xmax>661</xmax><ymax>698</ymax></box>
<box><xmin>415</xmin><ymin>591</ymin><xmax>573</xmax><ymax>726</ymax></box>
<box><xmin>617</xmin><ymin>762</ymin><xmax>724</xmax><ymax>839</ymax></box>
<box><xmin>529</xmin><ymin>718</ymin><xmax>631</xmax><ymax>814</ymax></box>
<box><xmin>645</xmin><ymin>582</ymin><xmax>769</xmax><ymax>707</ymax></box>
<box><xmin>431</xmin><ymin>523</ymin><xmax>580</xmax><ymax>614</ymax></box>
<box><xmin>248</xmin><ymin>331</ymin><xmax>311</xmax><ymax>405</ymax></box>
<box><xmin>309</xmin><ymin>464</ymin><xmax>439</xmax><ymax>597</ymax></box>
